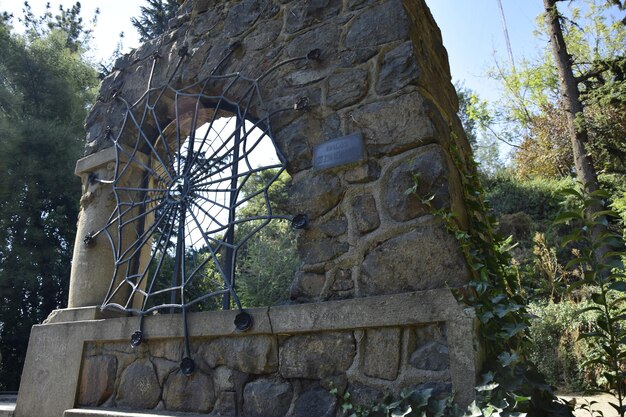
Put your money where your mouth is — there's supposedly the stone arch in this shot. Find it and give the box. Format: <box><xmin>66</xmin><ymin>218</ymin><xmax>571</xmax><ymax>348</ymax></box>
<box><xmin>74</xmin><ymin>0</ymin><xmax>474</xmax><ymax>310</ymax></box>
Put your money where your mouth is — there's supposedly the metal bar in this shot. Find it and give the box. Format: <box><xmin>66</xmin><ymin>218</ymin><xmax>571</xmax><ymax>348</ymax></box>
<box><xmin>222</xmin><ymin>115</ymin><xmax>242</xmax><ymax>310</ymax></box>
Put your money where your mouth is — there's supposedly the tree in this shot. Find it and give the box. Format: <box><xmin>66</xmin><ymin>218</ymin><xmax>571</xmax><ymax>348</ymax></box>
<box><xmin>0</xmin><ymin>7</ymin><xmax>98</xmax><ymax>390</ymax></box>
<box><xmin>131</xmin><ymin>0</ymin><xmax>180</xmax><ymax>42</ymax></box>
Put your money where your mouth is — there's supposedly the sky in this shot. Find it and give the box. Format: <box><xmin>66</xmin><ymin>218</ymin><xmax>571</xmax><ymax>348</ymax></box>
<box><xmin>0</xmin><ymin>1</ymin><xmax>566</xmax><ymax>105</ymax></box>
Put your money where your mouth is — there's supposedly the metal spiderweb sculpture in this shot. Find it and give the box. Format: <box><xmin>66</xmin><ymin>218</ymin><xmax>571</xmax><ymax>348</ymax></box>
<box><xmin>91</xmin><ymin>45</ymin><xmax>316</xmax><ymax>375</ymax></box>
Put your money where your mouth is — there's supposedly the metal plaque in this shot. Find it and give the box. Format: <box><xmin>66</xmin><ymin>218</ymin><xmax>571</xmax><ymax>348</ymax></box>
<box><xmin>313</xmin><ymin>132</ymin><xmax>365</xmax><ymax>170</ymax></box>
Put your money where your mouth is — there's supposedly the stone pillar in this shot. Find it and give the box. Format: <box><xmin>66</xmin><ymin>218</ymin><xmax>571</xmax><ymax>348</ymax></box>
<box><xmin>68</xmin><ymin>147</ymin><xmax>149</xmax><ymax>309</ymax></box>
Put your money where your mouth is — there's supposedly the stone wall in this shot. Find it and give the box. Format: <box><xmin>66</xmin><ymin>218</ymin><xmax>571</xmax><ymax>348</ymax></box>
<box><xmin>15</xmin><ymin>0</ymin><xmax>482</xmax><ymax>416</ymax></box>
<box><xmin>67</xmin><ymin>291</ymin><xmax>476</xmax><ymax>417</ymax></box>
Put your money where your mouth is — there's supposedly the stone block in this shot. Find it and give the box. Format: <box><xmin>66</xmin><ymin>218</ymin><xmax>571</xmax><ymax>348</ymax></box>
<box><xmin>326</xmin><ymin>68</ymin><xmax>369</xmax><ymax>110</ymax></box>
<box><xmin>359</xmin><ymin>221</ymin><xmax>469</xmax><ymax>295</ymax></box>
<box><xmin>162</xmin><ymin>369</ymin><xmax>215</xmax><ymax>413</ymax></box>
<box><xmin>243</xmin><ymin>19</ymin><xmax>282</xmax><ymax>51</ymax></box>
<box><xmin>377</xmin><ymin>41</ymin><xmax>420</xmax><ymax>95</ymax></box>
<box><xmin>382</xmin><ymin>144</ymin><xmax>451</xmax><ymax>222</ymax></box>
<box><xmin>344</xmin><ymin>160</ymin><xmax>381</xmax><ymax>184</ymax></box>
<box><xmin>362</xmin><ymin>328</ymin><xmax>401</xmax><ymax>380</ymax></box>
<box><xmin>286</xmin><ymin>23</ymin><xmax>339</xmax><ymax>59</ymax></box>
<box><xmin>351</xmin><ymin>193</ymin><xmax>380</xmax><ymax>234</ymax></box>
<box><xmin>212</xmin><ymin>391</ymin><xmax>237</xmax><ymax>417</ymax></box>
<box><xmin>198</xmin><ymin>335</ymin><xmax>278</xmax><ymax>374</ymax></box>
<box><xmin>317</xmin><ymin>212</ymin><xmax>348</xmax><ymax>238</ymax></box>
<box><xmin>410</xmin><ymin>341</ymin><xmax>449</xmax><ymax>371</ymax></box>
<box><xmin>77</xmin><ymin>355</ymin><xmax>117</xmax><ymax>406</ymax></box>
<box><xmin>223</xmin><ymin>0</ymin><xmax>265</xmax><ymax>37</ymax></box>
<box><xmin>344</xmin><ymin>0</ymin><xmax>410</xmax><ymax>49</ymax></box>
<box><xmin>285</xmin><ymin>0</ymin><xmax>342</xmax><ymax>34</ymax></box>
<box><xmin>115</xmin><ymin>359</ymin><xmax>161</xmax><ymax>409</ymax></box>
<box><xmin>279</xmin><ymin>332</ymin><xmax>355</xmax><ymax>379</ymax></box>
<box><xmin>290</xmin><ymin>271</ymin><xmax>326</xmax><ymax>301</ymax></box>
<box><xmin>298</xmin><ymin>231</ymin><xmax>349</xmax><ymax>264</ymax></box>
<box><xmin>349</xmin><ymin>92</ymin><xmax>436</xmax><ymax>157</ymax></box>
<box><xmin>293</xmin><ymin>387</ymin><xmax>337</xmax><ymax>417</ymax></box>
<box><xmin>288</xmin><ymin>172</ymin><xmax>341</xmax><ymax>219</ymax></box>
<box><xmin>243</xmin><ymin>378</ymin><xmax>292</xmax><ymax>417</ymax></box>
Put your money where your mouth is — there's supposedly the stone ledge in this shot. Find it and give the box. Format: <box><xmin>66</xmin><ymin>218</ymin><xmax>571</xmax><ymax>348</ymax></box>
<box><xmin>64</xmin><ymin>408</ymin><xmax>203</xmax><ymax>417</ymax></box>
<box><xmin>44</xmin><ymin>307</ymin><xmax>128</xmax><ymax>324</ymax></box>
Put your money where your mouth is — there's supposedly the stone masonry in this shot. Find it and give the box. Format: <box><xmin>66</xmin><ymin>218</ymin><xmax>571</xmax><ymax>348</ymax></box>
<box><xmin>15</xmin><ymin>0</ymin><xmax>481</xmax><ymax>416</ymax></box>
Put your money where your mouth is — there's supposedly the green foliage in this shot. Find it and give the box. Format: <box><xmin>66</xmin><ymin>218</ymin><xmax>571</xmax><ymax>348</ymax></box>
<box><xmin>131</xmin><ymin>0</ymin><xmax>180</xmax><ymax>42</ymax></box>
<box><xmin>556</xmin><ymin>184</ymin><xmax>626</xmax><ymax>414</ymax></box>
<box><xmin>526</xmin><ymin>300</ymin><xmax>599</xmax><ymax>391</ymax></box>
<box><xmin>236</xmin><ymin>170</ymin><xmax>298</xmax><ymax>308</ymax></box>
<box><xmin>0</xmin><ymin>9</ymin><xmax>99</xmax><ymax>390</ymax></box>
<box><xmin>413</xmin><ymin>137</ymin><xmax>573</xmax><ymax>415</ymax></box>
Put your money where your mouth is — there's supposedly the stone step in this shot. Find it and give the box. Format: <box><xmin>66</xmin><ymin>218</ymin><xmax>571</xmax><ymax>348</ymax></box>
<box><xmin>0</xmin><ymin>393</ymin><xmax>16</xmax><ymax>417</ymax></box>
<box><xmin>63</xmin><ymin>409</ymin><xmax>208</xmax><ymax>417</ymax></box>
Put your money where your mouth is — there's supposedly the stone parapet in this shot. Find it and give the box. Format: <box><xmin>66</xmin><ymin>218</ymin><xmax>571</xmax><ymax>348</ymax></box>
<box><xmin>15</xmin><ymin>290</ymin><xmax>479</xmax><ymax>417</ymax></box>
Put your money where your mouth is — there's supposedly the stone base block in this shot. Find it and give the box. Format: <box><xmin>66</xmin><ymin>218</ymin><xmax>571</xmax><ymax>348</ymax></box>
<box><xmin>17</xmin><ymin>290</ymin><xmax>480</xmax><ymax>417</ymax></box>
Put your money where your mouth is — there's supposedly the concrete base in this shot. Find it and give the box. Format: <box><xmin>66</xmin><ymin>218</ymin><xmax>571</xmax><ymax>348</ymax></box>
<box><xmin>44</xmin><ymin>306</ymin><xmax>128</xmax><ymax>324</ymax></box>
<box><xmin>64</xmin><ymin>408</ymin><xmax>204</xmax><ymax>417</ymax></box>
<box><xmin>16</xmin><ymin>289</ymin><xmax>480</xmax><ymax>417</ymax></box>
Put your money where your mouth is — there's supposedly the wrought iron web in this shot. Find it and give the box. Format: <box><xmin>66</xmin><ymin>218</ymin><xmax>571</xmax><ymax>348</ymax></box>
<box><xmin>89</xmin><ymin>44</ymin><xmax>316</xmax><ymax>374</ymax></box>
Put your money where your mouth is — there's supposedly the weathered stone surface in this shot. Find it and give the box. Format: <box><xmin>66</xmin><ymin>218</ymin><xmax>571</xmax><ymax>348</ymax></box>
<box><xmin>349</xmin><ymin>92</ymin><xmax>436</xmax><ymax>156</ymax></box>
<box><xmin>198</xmin><ymin>335</ymin><xmax>278</xmax><ymax>374</ymax></box>
<box><xmin>223</xmin><ymin>0</ymin><xmax>266</xmax><ymax>37</ymax></box>
<box><xmin>286</xmin><ymin>23</ymin><xmax>339</xmax><ymax>59</ymax></box>
<box><xmin>293</xmin><ymin>387</ymin><xmax>337</xmax><ymax>417</ymax></box>
<box><xmin>243</xmin><ymin>19</ymin><xmax>282</xmax><ymax>51</ymax></box>
<box><xmin>377</xmin><ymin>41</ymin><xmax>420</xmax><ymax>95</ymax></box>
<box><xmin>382</xmin><ymin>144</ymin><xmax>451</xmax><ymax>222</ymax></box>
<box><xmin>317</xmin><ymin>212</ymin><xmax>348</xmax><ymax>237</ymax></box>
<box><xmin>273</xmin><ymin>118</ymin><xmax>313</xmax><ymax>172</ymax></box>
<box><xmin>152</xmin><ymin>357</ymin><xmax>178</xmax><ymax>386</ymax></box>
<box><xmin>346</xmin><ymin>0</ymin><xmax>377</xmax><ymax>10</ymax></box>
<box><xmin>363</xmin><ymin>328</ymin><xmax>401</xmax><ymax>380</ymax></box>
<box><xmin>410</xmin><ymin>341</ymin><xmax>450</xmax><ymax>371</ymax></box>
<box><xmin>298</xmin><ymin>231</ymin><xmax>349</xmax><ymax>264</ymax></box>
<box><xmin>116</xmin><ymin>359</ymin><xmax>161</xmax><ymax>409</ymax></box>
<box><xmin>279</xmin><ymin>332</ymin><xmax>355</xmax><ymax>379</ymax></box>
<box><xmin>344</xmin><ymin>161</ymin><xmax>381</xmax><ymax>184</ymax></box>
<box><xmin>212</xmin><ymin>391</ymin><xmax>237</xmax><ymax>417</ymax></box>
<box><xmin>290</xmin><ymin>271</ymin><xmax>326</xmax><ymax>301</ymax></box>
<box><xmin>351</xmin><ymin>194</ymin><xmax>380</xmax><ymax>234</ymax></box>
<box><xmin>326</xmin><ymin>68</ymin><xmax>369</xmax><ymax>109</ymax></box>
<box><xmin>347</xmin><ymin>383</ymin><xmax>384</xmax><ymax>409</ymax></box>
<box><xmin>285</xmin><ymin>0</ymin><xmax>342</xmax><ymax>34</ymax></box>
<box><xmin>345</xmin><ymin>0</ymin><xmax>410</xmax><ymax>49</ymax></box>
<box><xmin>243</xmin><ymin>378</ymin><xmax>292</xmax><ymax>417</ymax></box>
<box><xmin>359</xmin><ymin>222</ymin><xmax>469</xmax><ymax>295</ymax></box>
<box><xmin>77</xmin><ymin>355</ymin><xmax>116</xmax><ymax>406</ymax></box>
<box><xmin>330</xmin><ymin>269</ymin><xmax>354</xmax><ymax>295</ymax></box>
<box><xmin>162</xmin><ymin>370</ymin><xmax>215</xmax><ymax>413</ymax></box>
<box><xmin>288</xmin><ymin>172</ymin><xmax>341</xmax><ymax>219</ymax></box>
<box><xmin>212</xmin><ymin>366</ymin><xmax>248</xmax><ymax>392</ymax></box>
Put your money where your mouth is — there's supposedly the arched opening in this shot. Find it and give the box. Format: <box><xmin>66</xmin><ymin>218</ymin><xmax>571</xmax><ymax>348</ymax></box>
<box><xmin>102</xmin><ymin>104</ymin><xmax>297</xmax><ymax>315</ymax></box>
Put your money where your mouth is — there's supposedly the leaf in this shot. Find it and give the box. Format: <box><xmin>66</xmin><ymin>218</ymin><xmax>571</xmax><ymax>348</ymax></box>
<box><xmin>565</xmin><ymin>257</ymin><xmax>591</xmax><ymax>270</ymax></box>
<box><xmin>553</xmin><ymin>210</ymin><xmax>584</xmax><ymax>224</ymax></box>
<box><xmin>575</xmin><ymin>305</ymin><xmax>603</xmax><ymax>316</ymax></box>
<box><xmin>498</xmin><ymin>351</ymin><xmax>520</xmax><ymax>367</ymax></box>
<box><xmin>560</xmin><ymin>188</ymin><xmax>584</xmax><ymax>198</ymax></box>
<box><xmin>591</xmin><ymin>209</ymin><xmax>621</xmax><ymax>220</ymax></box>
<box><xmin>609</xmin><ymin>281</ymin><xmax>626</xmax><ymax>292</ymax></box>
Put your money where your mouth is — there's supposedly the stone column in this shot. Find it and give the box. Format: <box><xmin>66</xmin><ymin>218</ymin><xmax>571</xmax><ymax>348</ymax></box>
<box><xmin>68</xmin><ymin>147</ymin><xmax>150</xmax><ymax>309</ymax></box>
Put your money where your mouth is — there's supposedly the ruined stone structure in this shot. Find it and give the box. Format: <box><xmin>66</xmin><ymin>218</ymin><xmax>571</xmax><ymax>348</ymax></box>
<box><xmin>15</xmin><ymin>0</ymin><xmax>481</xmax><ymax>416</ymax></box>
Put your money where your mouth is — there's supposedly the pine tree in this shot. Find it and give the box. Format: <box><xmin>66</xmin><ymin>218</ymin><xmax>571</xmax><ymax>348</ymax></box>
<box><xmin>131</xmin><ymin>0</ymin><xmax>180</xmax><ymax>42</ymax></box>
<box><xmin>0</xmin><ymin>7</ymin><xmax>98</xmax><ymax>390</ymax></box>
